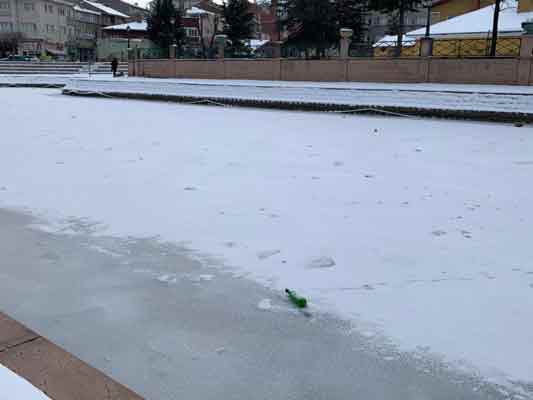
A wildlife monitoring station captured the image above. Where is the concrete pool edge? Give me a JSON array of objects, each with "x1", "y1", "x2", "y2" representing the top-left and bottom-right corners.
[{"x1": 0, "y1": 312, "x2": 143, "y2": 400}]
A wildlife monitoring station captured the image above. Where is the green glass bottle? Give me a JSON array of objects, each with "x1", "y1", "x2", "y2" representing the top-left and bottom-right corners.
[{"x1": 285, "y1": 289, "x2": 307, "y2": 308}]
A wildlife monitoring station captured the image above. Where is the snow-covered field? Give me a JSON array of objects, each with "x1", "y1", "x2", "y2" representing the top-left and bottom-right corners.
[
  {"x1": 1, "y1": 88, "x2": 533, "y2": 394},
  {"x1": 0, "y1": 365, "x2": 50, "y2": 400}
]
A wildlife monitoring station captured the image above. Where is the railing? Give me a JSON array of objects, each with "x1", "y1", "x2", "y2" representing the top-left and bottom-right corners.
[
  {"x1": 432, "y1": 37, "x2": 521, "y2": 57},
  {"x1": 134, "y1": 36, "x2": 523, "y2": 61},
  {"x1": 367, "y1": 37, "x2": 521, "y2": 58},
  {"x1": 371, "y1": 39, "x2": 419, "y2": 57}
]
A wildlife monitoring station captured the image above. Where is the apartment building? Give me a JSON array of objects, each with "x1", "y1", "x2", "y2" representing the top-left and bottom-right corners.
[
  {"x1": 0, "y1": 0, "x2": 132, "y2": 58},
  {"x1": 0, "y1": 0, "x2": 75, "y2": 55}
]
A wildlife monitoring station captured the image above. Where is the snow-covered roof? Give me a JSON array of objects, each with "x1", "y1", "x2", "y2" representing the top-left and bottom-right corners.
[
  {"x1": 249, "y1": 39, "x2": 269, "y2": 50},
  {"x1": 103, "y1": 21, "x2": 147, "y2": 30},
  {"x1": 73, "y1": 5, "x2": 101, "y2": 15},
  {"x1": 186, "y1": 6, "x2": 214, "y2": 16},
  {"x1": 82, "y1": 0, "x2": 129, "y2": 18},
  {"x1": 377, "y1": 0, "x2": 533, "y2": 44}
]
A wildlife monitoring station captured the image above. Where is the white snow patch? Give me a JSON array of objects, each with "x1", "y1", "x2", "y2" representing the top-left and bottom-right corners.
[
  {"x1": 257, "y1": 249, "x2": 281, "y2": 260},
  {"x1": 307, "y1": 256, "x2": 336, "y2": 269},
  {"x1": 0, "y1": 364, "x2": 51, "y2": 400},
  {"x1": 156, "y1": 274, "x2": 177, "y2": 284},
  {"x1": 257, "y1": 298, "x2": 272, "y2": 310}
]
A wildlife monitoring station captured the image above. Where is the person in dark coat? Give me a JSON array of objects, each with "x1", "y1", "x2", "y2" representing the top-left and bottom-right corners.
[{"x1": 111, "y1": 58, "x2": 118, "y2": 77}]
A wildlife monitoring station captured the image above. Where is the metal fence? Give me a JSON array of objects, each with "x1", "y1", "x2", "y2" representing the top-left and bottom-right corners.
[
  {"x1": 135, "y1": 36, "x2": 522, "y2": 60},
  {"x1": 367, "y1": 37, "x2": 521, "y2": 58},
  {"x1": 432, "y1": 37, "x2": 521, "y2": 57}
]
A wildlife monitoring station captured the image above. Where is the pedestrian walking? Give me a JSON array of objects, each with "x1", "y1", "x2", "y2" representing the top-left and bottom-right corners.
[{"x1": 111, "y1": 58, "x2": 118, "y2": 77}]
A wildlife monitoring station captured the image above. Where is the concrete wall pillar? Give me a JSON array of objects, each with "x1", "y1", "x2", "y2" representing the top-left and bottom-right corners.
[
  {"x1": 520, "y1": 34, "x2": 533, "y2": 58},
  {"x1": 420, "y1": 37, "x2": 434, "y2": 57},
  {"x1": 339, "y1": 28, "x2": 353, "y2": 58},
  {"x1": 169, "y1": 44, "x2": 177, "y2": 59},
  {"x1": 271, "y1": 41, "x2": 282, "y2": 58},
  {"x1": 214, "y1": 34, "x2": 227, "y2": 59}
]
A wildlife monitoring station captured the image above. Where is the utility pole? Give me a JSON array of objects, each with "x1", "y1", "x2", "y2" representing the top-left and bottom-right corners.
[
  {"x1": 489, "y1": 0, "x2": 501, "y2": 56},
  {"x1": 425, "y1": 0, "x2": 431, "y2": 37}
]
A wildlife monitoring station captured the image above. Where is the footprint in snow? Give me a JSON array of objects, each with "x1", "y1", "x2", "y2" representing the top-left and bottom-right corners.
[
  {"x1": 157, "y1": 274, "x2": 177, "y2": 284},
  {"x1": 431, "y1": 230, "x2": 447, "y2": 237},
  {"x1": 257, "y1": 299, "x2": 272, "y2": 310},
  {"x1": 460, "y1": 230, "x2": 472, "y2": 239},
  {"x1": 184, "y1": 186, "x2": 197, "y2": 191},
  {"x1": 257, "y1": 249, "x2": 281, "y2": 260},
  {"x1": 333, "y1": 161, "x2": 344, "y2": 167},
  {"x1": 190, "y1": 274, "x2": 214, "y2": 282},
  {"x1": 307, "y1": 256, "x2": 336, "y2": 269}
]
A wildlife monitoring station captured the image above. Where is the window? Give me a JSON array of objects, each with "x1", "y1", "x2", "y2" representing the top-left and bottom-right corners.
[
  {"x1": 46, "y1": 24, "x2": 55, "y2": 33},
  {"x1": 59, "y1": 7, "x2": 65, "y2": 15},
  {"x1": 0, "y1": 2, "x2": 10, "y2": 9},
  {"x1": 0, "y1": 22, "x2": 12, "y2": 31},
  {"x1": 23, "y1": 2, "x2": 34, "y2": 11},
  {"x1": 60, "y1": 26, "x2": 66, "y2": 34},
  {"x1": 44, "y1": 4, "x2": 54, "y2": 13},
  {"x1": 21, "y1": 22, "x2": 36, "y2": 32},
  {"x1": 185, "y1": 27, "x2": 199, "y2": 37}
]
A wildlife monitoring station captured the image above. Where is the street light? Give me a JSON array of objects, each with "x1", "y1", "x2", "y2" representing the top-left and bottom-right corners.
[
  {"x1": 126, "y1": 25, "x2": 131, "y2": 49},
  {"x1": 425, "y1": 0, "x2": 432, "y2": 37}
]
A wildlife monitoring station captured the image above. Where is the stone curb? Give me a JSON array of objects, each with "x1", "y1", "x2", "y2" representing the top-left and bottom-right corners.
[
  {"x1": 61, "y1": 89, "x2": 533, "y2": 124},
  {"x1": 0, "y1": 312, "x2": 143, "y2": 400}
]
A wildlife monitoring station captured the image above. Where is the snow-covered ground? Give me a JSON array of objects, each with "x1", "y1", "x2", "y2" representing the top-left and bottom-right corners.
[
  {"x1": 0, "y1": 365, "x2": 50, "y2": 400},
  {"x1": 1, "y1": 88, "x2": 533, "y2": 394}
]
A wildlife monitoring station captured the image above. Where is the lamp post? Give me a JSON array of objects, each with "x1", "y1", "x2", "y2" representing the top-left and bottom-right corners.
[
  {"x1": 425, "y1": 0, "x2": 432, "y2": 37},
  {"x1": 126, "y1": 25, "x2": 131, "y2": 50}
]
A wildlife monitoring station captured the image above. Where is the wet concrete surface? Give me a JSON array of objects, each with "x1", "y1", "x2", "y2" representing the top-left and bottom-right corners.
[{"x1": 0, "y1": 209, "x2": 519, "y2": 400}]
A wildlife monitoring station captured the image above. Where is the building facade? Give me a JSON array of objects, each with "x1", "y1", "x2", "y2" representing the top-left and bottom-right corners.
[
  {"x1": 0, "y1": 0, "x2": 74, "y2": 56},
  {"x1": 0, "y1": 0, "x2": 140, "y2": 58}
]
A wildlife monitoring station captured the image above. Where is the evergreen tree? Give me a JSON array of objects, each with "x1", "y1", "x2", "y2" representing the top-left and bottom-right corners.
[
  {"x1": 147, "y1": 0, "x2": 185, "y2": 52},
  {"x1": 223, "y1": 0, "x2": 255, "y2": 54},
  {"x1": 283, "y1": 0, "x2": 338, "y2": 57},
  {"x1": 368, "y1": 0, "x2": 422, "y2": 55},
  {"x1": 336, "y1": 0, "x2": 367, "y2": 44}
]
